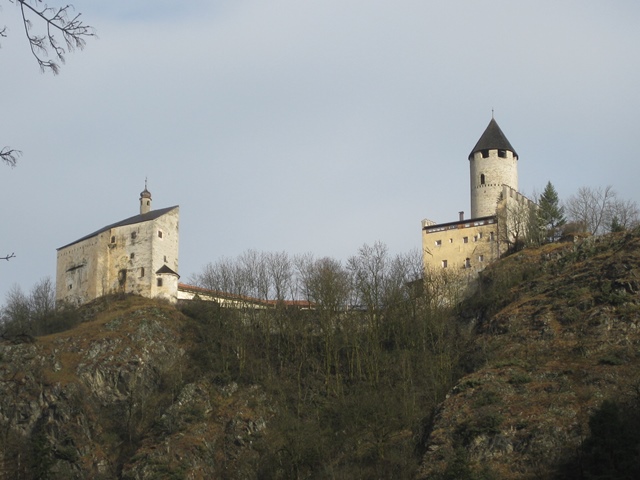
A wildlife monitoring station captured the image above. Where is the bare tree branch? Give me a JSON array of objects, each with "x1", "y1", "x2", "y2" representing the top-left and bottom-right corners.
[
  {"x1": 15, "y1": 0, "x2": 95, "y2": 74},
  {"x1": 1, "y1": 253, "x2": 16, "y2": 261},
  {"x1": 0, "y1": 147, "x2": 21, "y2": 167}
]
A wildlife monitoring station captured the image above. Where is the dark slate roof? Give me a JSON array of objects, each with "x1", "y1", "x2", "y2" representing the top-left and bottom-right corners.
[
  {"x1": 156, "y1": 265, "x2": 179, "y2": 277},
  {"x1": 468, "y1": 118, "x2": 518, "y2": 160},
  {"x1": 57, "y1": 206, "x2": 179, "y2": 250}
]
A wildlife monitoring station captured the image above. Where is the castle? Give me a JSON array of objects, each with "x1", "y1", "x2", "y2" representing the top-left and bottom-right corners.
[
  {"x1": 55, "y1": 186, "x2": 180, "y2": 305},
  {"x1": 56, "y1": 118, "x2": 533, "y2": 306},
  {"x1": 421, "y1": 117, "x2": 536, "y2": 278}
]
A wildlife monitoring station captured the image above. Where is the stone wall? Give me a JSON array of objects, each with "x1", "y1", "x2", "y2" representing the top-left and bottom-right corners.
[
  {"x1": 422, "y1": 216, "x2": 503, "y2": 276},
  {"x1": 469, "y1": 149, "x2": 518, "y2": 218},
  {"x1": 56, "y1": 207, "x2": 179, "y2": 305}
]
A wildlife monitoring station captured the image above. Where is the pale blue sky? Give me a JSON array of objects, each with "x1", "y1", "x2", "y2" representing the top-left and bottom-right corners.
[{"x1": 2, "y1": 1, "x2": 640, "y2": 302}]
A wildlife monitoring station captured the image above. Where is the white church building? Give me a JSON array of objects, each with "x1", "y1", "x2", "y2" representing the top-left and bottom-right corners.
[{"x1": 55, "y1": 186, "x2": 180, "y2": 305}]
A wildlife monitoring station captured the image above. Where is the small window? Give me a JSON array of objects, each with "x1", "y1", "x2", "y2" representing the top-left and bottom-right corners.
[
  {"x1": 479, "y1": 255, "x2": 484, "y2": 262},
  {"x1": 68, "y1": 284, "x2": 73, "y2": 290},
  {"x1": 465, "y1": 258, "x2": 471, "y2": 268},
  {"x1": 481, "y1": 149, "x2": 489, "y2": 158},
  {"x1": 435, "y1": 240, "x2": 442, "y2": 247},
  {"x1": 131, "y1": 231, "x2": 137, "y2": 240},
  {"x1": 110, "y1": 236, "x2": 116, "y2": 244},
  {"x1": 463, "y1": 237, "x2": 469, "y2": 244},
  {"x1": 442, "y1": 260, "x2": 448, "y2": 268},
  {"x1": 140, "y1": 267, "x2": 145, "y2": 277},
  {"x1": 130, "y1": 253, "x2": 135, "y2": 260},
  {"x1": 449, "y1": 238, "x2": 453, "y2": 243},
  {"x1": 158, "y1": 230, "x2": 163, "y2": 239},
  {"x1": 478, "y1": 232, "x2": 482, "y2": 239},
  {"x1": 157, "y1": 278, "x2": 163, "y2": 287},
  {"x1": 498, "y1": 149, "x2": 507, "y2": 158},
  {"x1": 490, "y1": 232, "x2": 495, "y2": 241},
  {"x1": 480, "y1": 173, "x2": 485, "y2": 185},
  {"x1": 164, "y1": 255, "x2": 168, "y2": 263}
]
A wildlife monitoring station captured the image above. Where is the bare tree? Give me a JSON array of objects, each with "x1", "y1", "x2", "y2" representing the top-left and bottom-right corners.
[
  {"x1": 296, "y1": 254, "x2": 351, "y2": 313},
  {"x1": 0, "y1": 147, "x2": 20, "y2": 168},
  {"x1": 267, "y1": 251, "x2": 295, "y2": 302},
  {"x1": 565, "y1": 186, "x2": 639, "y2": 235},
  {"x1": 497, "y1": 195, "x2": 537, "y2": 253},
  {"x1": 2, "y1": 0, "x2": 95, "y2": 74},
  {"x1": 2, "y1": 2, "x2": 94, "y2": 257},
  {"x1": 609, "y1": 197, "x2": 640, "y2": 231}
]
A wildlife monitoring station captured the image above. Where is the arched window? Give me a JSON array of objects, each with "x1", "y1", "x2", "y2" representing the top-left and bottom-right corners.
[{"x1": 480, "y1": 173, "x2": 486, "y2": 185}]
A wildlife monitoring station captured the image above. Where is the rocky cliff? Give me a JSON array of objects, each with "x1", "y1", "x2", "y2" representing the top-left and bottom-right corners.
[
  {"x1": 0, "y1": 297, "x2": 270, "y2": 479},
  {"x1": 416, "y1": 231, "x2": 640, "y2": 479},
  {"x1": 3, "y1": 231, "x2": 640, "y2": 479}
]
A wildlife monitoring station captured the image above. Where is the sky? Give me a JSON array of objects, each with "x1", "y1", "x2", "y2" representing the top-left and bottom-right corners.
[{"x1": 2, "y1": 1, "x2": 640, "y2": 303}]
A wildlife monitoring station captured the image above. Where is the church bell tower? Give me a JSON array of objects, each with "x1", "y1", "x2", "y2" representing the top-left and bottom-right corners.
[{"x1": 140, "y1": 180, "x2": 152, "y2": 214}]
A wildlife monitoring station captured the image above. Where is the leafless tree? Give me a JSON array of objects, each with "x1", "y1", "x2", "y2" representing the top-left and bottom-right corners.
[
  {"x1": 565, "y1": 186, "x2": 639, "y2": 235},
  {"x1": 267, "y1": 251, "x2": 295, "y2": 302},
  {"x1": 3, "y1": 0, "x2": 95, "y2": 74},
  {"x1": 497, "y1": 195, "x2": 537, "y2": 253},
  {"x1": 295, "y1": 254, "x2": 351, "y2": 313}
]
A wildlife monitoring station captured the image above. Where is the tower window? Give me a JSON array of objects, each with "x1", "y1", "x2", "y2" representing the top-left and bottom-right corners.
[
  {"x1": 498, "y1": 149, "x2": 507, "y2": 158},
  {"x1": 479, "y1": 255, "x2": 484, "y2": 262},
  {"x1": 442, "y1": 260, "x2": 448, "y2": 268},
  {"x1": 480, "y1": 174, "x2": 485, "y2": 185},
  {"x1": 110, "y1": 236, "x2": 116, "y2": 244},
  {"x1": 131, "y1": 232, "x2": 137, "y2": 240},
  {"x1": 464, "y1": 258, "x2": 471, "y2": 268},
  {"x1": 158, "y1": 230, "x2": 163, "y2": 239},
  {"x1": 130, "y1": 253, "x2": 135, "y2": 260},
  {"x1": 481, "y1": 149, "x2": 489, "y2": 158},
  {"x1": 435, "y1": 240, "x2": 442, "y2": 247},
  {"x1": 490, "y1": 232, "x2": 495, "y2": 241},
  {"x1": 463, "y1": 237, "x2": 469, "y2": 244},
  {"x1": 157, "y1": 278, "x2": 163, "y2": 287},
  {"x1": 140, "y1": 267, "x2": 145, "y2": 277}
]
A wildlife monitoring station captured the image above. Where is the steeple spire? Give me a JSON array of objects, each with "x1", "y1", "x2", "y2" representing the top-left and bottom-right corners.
[{"x1": 139, "y1": 180, "x2": 152, "y2": 214}]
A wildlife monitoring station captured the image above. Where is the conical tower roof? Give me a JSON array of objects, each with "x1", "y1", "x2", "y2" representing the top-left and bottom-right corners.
[{"x1": 468, "y1": 118, "x2": 517, "y2": 160}]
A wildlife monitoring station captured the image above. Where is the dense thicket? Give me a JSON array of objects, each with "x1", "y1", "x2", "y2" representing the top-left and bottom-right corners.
[{"x1": 183, "y1": 244, "x2": 473, "y2": 478}]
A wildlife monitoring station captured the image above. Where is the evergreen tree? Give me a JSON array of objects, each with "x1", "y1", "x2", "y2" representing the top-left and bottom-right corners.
[
  {"x1": 610, "y1": 215, "x2": 624, "y2": 233},
  {"x1": 538, "y1": 181, "x2": 566, "y2": 242}
]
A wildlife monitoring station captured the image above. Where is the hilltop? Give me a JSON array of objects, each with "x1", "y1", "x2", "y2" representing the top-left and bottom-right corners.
[
  {"x1": 417, "y1": 230, "x2": 640, "y2": 479},
  {"x1": 2, "y1": 230, "x2": 640, "y2": 478}
]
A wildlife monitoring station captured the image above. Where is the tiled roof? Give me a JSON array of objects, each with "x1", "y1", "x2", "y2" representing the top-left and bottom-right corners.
[
  {"x1": 468, "y1": 118, "x2": 518, "y2": 159},
  {"x1": 57, "y1": 206, "x2": 179, "y2": 250}
]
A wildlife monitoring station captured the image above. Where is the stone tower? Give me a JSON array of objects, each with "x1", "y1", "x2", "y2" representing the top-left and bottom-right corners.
[
  {"x1": 468, "y1": 117, "x2": 518, "y2": 218},
  {"x1": 140, "y1": 181, "x2": 152, "y2": 214}
]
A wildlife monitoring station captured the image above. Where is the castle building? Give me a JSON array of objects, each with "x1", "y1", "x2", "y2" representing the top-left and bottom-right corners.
[
  {"x1": 56, "y1": 186, "x2": 180, "y2": 305},
  {"x1": 422, "y1": 117, "x2": 536, "y2": 277}
]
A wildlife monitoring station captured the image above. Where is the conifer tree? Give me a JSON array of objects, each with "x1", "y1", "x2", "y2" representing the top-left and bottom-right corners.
[{"x1": 538, "y1": 181, "x2": 566, "y2": 242}]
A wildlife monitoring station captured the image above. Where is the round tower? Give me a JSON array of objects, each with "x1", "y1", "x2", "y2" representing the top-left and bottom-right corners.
[
  {"x1": 140, "y1": 181, "x2": 152, "y2": 214},
  {"x1": 468, "y1": 117, "x2": 518, "y2": 218}
]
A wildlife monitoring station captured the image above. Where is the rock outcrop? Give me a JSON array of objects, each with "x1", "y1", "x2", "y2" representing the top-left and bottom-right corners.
[{"x1": 417, "y1": 231, "x2": 640, "y2": 479}]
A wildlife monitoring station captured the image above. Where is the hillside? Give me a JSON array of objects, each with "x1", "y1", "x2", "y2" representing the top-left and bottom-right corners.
[
  {"x1": 0, "y1": 297, "x2": 273, "y2": 479},
  {"x1": 2, "y1": 230, "x2": 640, "y2": 479},
  {"x1": 417, "y1": 230, "x2": 640, "y2": 479}
]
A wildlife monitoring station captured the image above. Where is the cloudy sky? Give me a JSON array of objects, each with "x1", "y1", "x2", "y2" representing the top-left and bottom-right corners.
[{"x1": 2, "y1": 1, "x2": 640, "y2": 303}]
